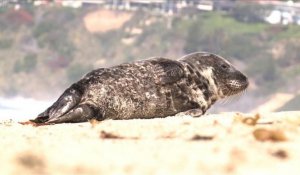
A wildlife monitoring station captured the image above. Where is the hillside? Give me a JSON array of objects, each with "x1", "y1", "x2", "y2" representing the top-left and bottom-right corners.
[{"x1": 0, "y1": 4, "x2": 300, "y2": 112}]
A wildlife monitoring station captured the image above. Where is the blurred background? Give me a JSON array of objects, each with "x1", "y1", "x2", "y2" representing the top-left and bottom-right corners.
[{"x1": 0, "y1": 0, "x2": 299, "y2": 119}]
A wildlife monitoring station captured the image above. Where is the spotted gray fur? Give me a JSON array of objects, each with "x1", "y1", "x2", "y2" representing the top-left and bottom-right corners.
[{"x1": 31, "y1": 52, "x2": 249, "y2": 124}]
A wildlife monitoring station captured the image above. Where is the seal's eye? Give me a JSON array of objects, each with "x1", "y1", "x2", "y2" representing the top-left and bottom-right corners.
[{"x1": 221, "y1": 64, "x2": 229, "y2": 70}]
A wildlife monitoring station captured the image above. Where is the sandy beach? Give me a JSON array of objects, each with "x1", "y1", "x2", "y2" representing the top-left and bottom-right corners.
[{"x1": 1, "y1": 112, "x2": 300, "y2": 175}]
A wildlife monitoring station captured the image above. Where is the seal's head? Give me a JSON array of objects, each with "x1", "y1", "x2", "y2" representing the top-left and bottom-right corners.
[{"x1": 180, "y1": 52, "x2": 249, "y2": 98}]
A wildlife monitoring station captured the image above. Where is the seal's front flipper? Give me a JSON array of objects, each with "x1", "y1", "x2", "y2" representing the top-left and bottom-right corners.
[
  {"x1": 176, "y1": 109, "x2": 204, "y2": 117},
  {"x1": 151, "y1": 58, "x2": 185, "y2": 85},
  {"x1": 46, "y1": 104, "x2": 96, "y2": 123}
]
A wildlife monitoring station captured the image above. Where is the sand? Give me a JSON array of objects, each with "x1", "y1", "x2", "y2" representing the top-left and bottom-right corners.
[{"x1": 1, "y1": 112, "x2": 300, "y2": 175}]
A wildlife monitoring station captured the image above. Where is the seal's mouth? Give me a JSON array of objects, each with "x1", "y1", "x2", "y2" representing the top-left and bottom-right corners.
[
  {"x1": 224, "y1": 79, "x2": 249, "y2": 96},
  {"x1": 228, "y1": 79, "x2": 248, "y2": 90}
]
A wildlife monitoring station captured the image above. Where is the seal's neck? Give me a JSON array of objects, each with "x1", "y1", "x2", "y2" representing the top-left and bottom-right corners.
[
  {"x1": 180, "y1": 61, "x2": 221, "y2": 101},
  {"x1": 198, "y1": 67, "x2": 223, "y2": 99}
]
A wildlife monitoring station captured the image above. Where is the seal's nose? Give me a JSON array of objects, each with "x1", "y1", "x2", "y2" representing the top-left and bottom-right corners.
[{"x1": 240, "y1": 73, "x2": 249, "y2": 88}]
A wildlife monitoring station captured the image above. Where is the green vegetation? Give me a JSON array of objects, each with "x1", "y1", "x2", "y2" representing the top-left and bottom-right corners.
[
  {"x1": 32, "y1": 7, "x2": 76, "y2": 57},
  {"x1": 183, "y1": 13, "x2": 268, "y2": 61},
  {"x1": 273, "y1": 25, "x2": 300, "y2": 41},
  {"x1": 14, "y1": 53, "x2": 37, "y2": 73},
  {"x1": 247, "y1": 54, "x2": 284, "y2": 95},
  {"x1": 0, "y1": 38, "x2": 13, "y2": 49},
  {"x1": 67, "y1": 63, "x2": 92, "y2": 82}
]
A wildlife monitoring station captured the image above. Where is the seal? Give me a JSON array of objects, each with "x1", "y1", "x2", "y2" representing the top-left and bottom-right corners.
[{"x1": 31, "y1": 52, "x2": 248, "y2": 124}]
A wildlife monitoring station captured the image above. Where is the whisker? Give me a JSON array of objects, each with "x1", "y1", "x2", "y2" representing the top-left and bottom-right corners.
[
  {"x1": 236, "y1": 92, "x2": 243, "y2": 100},
  {"x1": 218, "y1": 98, "x2": 227, "y2": 105},
  {"x1": 228, "y1": 94, "x2": 237, "y2": 103}
]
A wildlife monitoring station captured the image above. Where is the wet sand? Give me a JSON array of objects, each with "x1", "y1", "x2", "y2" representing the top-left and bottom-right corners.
[{"x1": 1, "y1": 112, "x2": 300, "y2": 175}]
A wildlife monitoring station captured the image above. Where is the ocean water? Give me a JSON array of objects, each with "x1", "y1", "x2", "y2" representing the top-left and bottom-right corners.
[{"x1": 0, "y1": 97, "x2": 53, "y2": 121}]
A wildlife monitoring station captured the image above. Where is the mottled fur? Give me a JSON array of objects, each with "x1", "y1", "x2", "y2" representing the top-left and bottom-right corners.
[{"x1": 32, "y1": 52, "x2": 248, "y2": 124}]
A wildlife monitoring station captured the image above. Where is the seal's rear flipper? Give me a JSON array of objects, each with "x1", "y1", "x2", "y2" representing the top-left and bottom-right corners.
[
  {"x1": 46, "y1": 104, "x2": 96, "y2": 123},
  {"x1": 48, "y1": 89, "x2": 82, "y2": 119},
  {"x1": 31, "y1": 84, "x2": 83, "y2": 123}
]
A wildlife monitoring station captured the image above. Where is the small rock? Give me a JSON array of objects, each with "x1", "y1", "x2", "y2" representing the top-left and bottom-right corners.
[
  {"x1": 190, "y1": 134, "x2": 214, "y2": 141},
  {"x1": 271, "y1": 149, "x2": 288, "y2": 159},
  {"x1": 253, "y1": 128, "x2": 287, "y2": 142}
]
